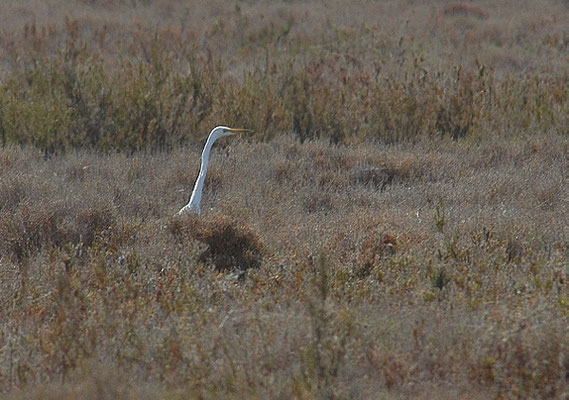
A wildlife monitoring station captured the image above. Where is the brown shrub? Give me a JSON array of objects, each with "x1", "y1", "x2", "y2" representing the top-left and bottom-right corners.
[
  {"x1": 0, "y1": 206, "x2": 59, "y2": 261},
  {"x1": 350, "y1": 165, "x2": 394, "y2": 191},
  {"x1": 303, "y1": 191, "x2": 334, "y2": 214},
  {"x1": 441, "y1": 4, "x2": 490, "y2": 20},
  {"x1": 169, "y1": 213, "x2": 264, "y2": 271},
  {"x1": 0, "y1": 200, "x2": 116, "y2": 262}
]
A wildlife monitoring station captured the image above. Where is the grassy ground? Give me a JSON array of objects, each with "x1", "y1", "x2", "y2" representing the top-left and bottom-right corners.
[{"x1": 1, "y1": 0, "x2": 569, "y2": 398}]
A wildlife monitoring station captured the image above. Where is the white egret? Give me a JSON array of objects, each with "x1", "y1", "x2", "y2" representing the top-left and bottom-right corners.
[{"x1": 178, "y1": 126, "x2": 252, "y2": 215}]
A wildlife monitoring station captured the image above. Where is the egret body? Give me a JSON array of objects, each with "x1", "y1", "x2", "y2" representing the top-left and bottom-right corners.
[{"x1": 179, "y1": 126, "x2": 251, "y2": 215}]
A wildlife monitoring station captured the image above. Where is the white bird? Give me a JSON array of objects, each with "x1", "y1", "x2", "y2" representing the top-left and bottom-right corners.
[{"x1": 178, "y1": 126, "x2": 252, "y2": 215}]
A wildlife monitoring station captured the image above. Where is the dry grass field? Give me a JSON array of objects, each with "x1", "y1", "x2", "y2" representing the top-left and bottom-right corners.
[{"x1": 1, "y1": 0, "x2": 569, "y2": 399}]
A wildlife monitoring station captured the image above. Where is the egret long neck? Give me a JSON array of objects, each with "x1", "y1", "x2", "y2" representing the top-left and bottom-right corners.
[{"x1": 187, "y1": 134, "x2": 217, "y2": 213}]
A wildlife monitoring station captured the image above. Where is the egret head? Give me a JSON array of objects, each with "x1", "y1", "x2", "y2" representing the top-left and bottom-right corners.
[{"x1": 211, "y1": 126, "x2": 253, "y2": 140}]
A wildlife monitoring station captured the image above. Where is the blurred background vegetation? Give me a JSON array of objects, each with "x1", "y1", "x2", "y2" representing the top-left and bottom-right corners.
[{"x1": 1, "y1": 0, "x2": 568, "y2": 151}]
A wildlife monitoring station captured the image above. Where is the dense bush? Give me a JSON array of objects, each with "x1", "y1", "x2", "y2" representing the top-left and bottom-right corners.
[
  {"x1": 168, "y1": 213, "x2": 264, "y2": 271},
  {"x1": 1, "y1": 40, "x2": 568, "y2": 152}
]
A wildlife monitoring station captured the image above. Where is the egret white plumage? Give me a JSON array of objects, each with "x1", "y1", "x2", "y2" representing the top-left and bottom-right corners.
[{"x1": 178, "y1": 126, "x2": 252, "y2": 215}]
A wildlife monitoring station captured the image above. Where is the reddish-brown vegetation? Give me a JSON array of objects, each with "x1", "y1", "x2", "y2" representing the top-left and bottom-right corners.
[{"x1": 1, "y1": 0, "x2": 569, "y2": 399}]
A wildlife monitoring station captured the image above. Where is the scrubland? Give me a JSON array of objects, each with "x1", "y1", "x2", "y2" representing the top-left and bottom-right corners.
[{"x1": 1, "y1": 0, "x2": 569, "y2": 398}]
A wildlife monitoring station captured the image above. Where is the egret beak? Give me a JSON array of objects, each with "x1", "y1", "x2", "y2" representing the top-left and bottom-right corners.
[{"x1": 227, "y1": 128, "x2": 253, "y2": 134}]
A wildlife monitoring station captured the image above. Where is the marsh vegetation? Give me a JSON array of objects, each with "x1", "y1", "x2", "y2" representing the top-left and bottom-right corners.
[{"x1": 1, "y1": 1, "x2": 568, "y2": 398}]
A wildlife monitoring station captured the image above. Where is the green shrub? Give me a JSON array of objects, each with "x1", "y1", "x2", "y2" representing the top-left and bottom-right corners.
[{"x1": 2, "y1": 42, "x2": 569, "y2": 153}]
